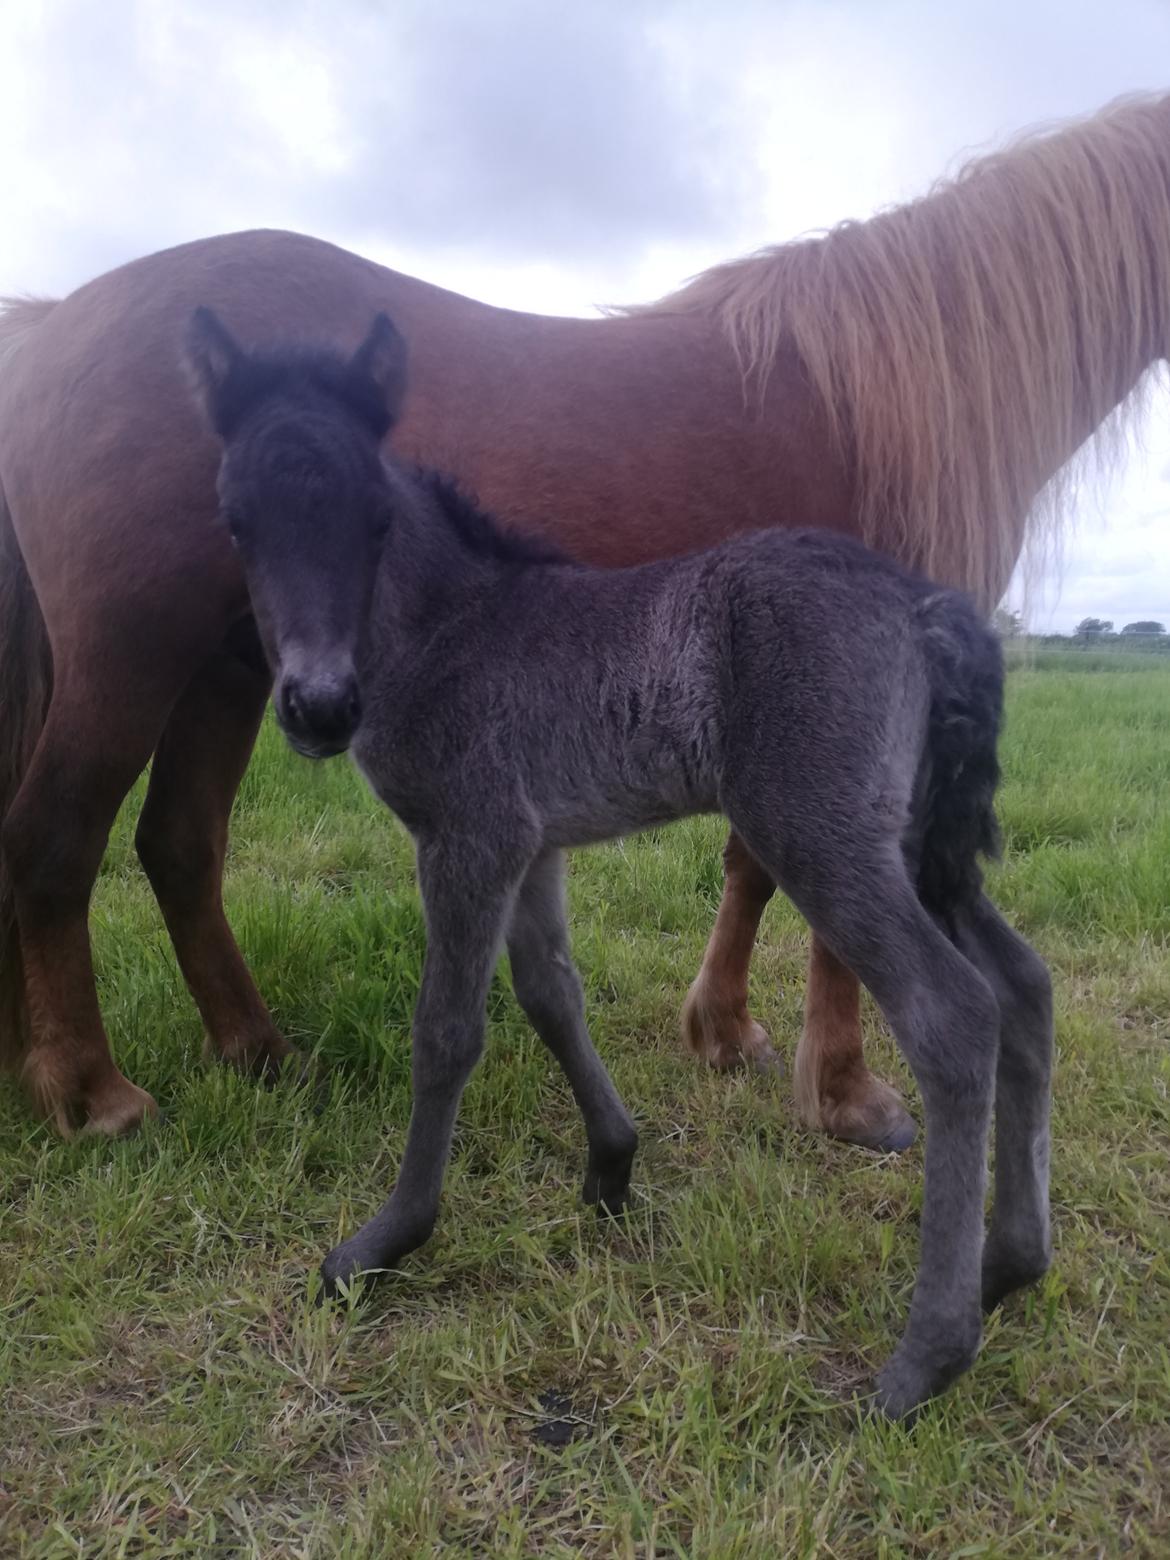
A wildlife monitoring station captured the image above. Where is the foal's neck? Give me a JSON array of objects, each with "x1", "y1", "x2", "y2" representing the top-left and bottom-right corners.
[{"x1": 378, "y1": 468, "x2": 527, "y2": 635}]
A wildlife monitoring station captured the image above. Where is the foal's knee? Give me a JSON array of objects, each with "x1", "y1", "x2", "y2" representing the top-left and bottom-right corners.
[
  {"x1": 998, "y1": 940, "x2": 1053, "y2": 1082},
  {"x1": 412, "y1": 1019, "x2": 485, "y2": 1088},
  {"x1": 1006, "y1": 940, "x2": 1053, "y2": 1030},
  {"x1": 911, "y1": 962, "x2": 1000, "y2": 1102},
  {"x1": 510, "y1": 945, "x2": 584, "y2": 1030}
]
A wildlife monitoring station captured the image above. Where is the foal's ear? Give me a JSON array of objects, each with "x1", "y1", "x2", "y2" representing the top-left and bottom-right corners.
[
  {"x1": 346, "y1": 313, "x2": 408, "y2": 434},
  {"x1": 184, "y1": 307, "x2": 245, "y2": 434}
]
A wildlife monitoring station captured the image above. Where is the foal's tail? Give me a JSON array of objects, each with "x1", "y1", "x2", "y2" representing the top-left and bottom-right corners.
[
  {"x1": 914, "y1": 592, "x2": 1004, "y2": 927},
  {"x1": 0, "y1": 301, "x2": 56, "y2": 1068}
]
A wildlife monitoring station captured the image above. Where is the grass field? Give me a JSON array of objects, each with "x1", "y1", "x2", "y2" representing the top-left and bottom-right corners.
[{"x1": 1, "y1": 648, "x2": 1168, "y2": 1557}]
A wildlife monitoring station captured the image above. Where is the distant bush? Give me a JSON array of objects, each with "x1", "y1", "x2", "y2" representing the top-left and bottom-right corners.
[
  {"x1": 1003, "y1": 636, "x2": 1170, "y2": 673},
  {"x1": 1030, "y1": 633, "x2": 1170, "y2": 656}
]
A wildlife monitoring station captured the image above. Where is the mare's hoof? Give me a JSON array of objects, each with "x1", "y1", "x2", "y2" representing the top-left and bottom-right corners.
[
  {"x1": 821, "y1": 1075, "x2": 918, "y2": 1154},
  {"x1": 680, "y1": 982, "x2": 777, "y2": 1073},
  {"x1": 78, "y1": 1081, "x2": 161, "y2": 1139},
  {"x1": 25, "y1": 1050, "x2": 158, "y2": 1140},
  {"x1": 870, "y1": 1113, "x2": 918, "y2": 1155},
  {"x1": 749, "y1": 1041, "x2": 785, "y2": 1078},
  {"x1": 214, "y1": 1032, "x2": 313, "y2": 1088}
]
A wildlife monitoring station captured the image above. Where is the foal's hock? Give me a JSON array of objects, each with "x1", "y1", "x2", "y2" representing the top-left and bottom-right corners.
[{"x1": 188, "y1": 309, "x2": 1054, "y2": 1421}]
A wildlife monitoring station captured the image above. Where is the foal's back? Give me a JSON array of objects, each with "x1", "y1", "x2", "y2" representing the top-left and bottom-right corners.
[{"x1": 360, "y1": 493, "x2": 975, "y2": 875}]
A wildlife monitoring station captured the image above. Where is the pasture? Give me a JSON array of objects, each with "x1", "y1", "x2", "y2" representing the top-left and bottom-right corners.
[{"x1": 1, "y1": 647, "x2": 1168, "y2": 1557}]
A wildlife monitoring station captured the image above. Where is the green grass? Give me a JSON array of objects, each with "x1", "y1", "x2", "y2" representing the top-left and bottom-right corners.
[{"x1": 2, "y1": 649, "x2": 1169, "y2": 1557}]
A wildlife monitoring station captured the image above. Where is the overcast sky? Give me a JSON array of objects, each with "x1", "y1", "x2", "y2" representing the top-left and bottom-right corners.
[{"x1": 2, "y1": 0, "x2": 1168, "y2": 630}]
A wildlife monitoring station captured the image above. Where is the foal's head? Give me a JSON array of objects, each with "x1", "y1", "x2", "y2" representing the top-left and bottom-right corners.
[{"x1": 185, "y1": 308, "x2": 404, "y2": 757}]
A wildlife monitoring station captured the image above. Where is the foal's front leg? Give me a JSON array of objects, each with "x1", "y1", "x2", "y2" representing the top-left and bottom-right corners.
[
  {"x1": 319, "y1": 837, "x2": 525, "y2": 1295},
  {"x1": 507, "y1": 850, "x2": 638, "y2": 1213}
]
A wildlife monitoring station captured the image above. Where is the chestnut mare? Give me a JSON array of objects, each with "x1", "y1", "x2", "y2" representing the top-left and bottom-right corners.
[{"x1": 1, "y1": 93, "x2": 1168, "y2": 1142}]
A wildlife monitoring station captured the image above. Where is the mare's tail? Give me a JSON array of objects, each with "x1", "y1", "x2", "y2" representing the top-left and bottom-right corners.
[
  {"x1": 0, "y1": 299, "x2": 57, "y2": 1068},
  {"x1": 915, "y1": 592, "x2": 1004, "y2": 928}
]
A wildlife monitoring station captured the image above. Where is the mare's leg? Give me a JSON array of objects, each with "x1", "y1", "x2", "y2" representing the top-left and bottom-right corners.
[
  {"x1": 795, "y1": 940, "x2": 917, "y2": 1153},
  {"x1": 956, "y1": 895, "x2": 1054, "y2": 1309},
  {"x1": 685, "y1": 830, "x2": 916, "y2": 1152},
  {"x1": 733, "y1": 820, "x2": 998, "y2": 1418},
  {"x1": 681, "y1": 831, "x2": 778, "y2": 1070},
  {"x1": 2, "y1": 664, "x2": 190, "y2": 1134},
  {"x1": 506, "y1": 849, "x2": 638, "y2": 1212},
  {"x1": 319, "y1": 836, "x2": 527, "y2": 1294},
  {"x1": 134, "y1": 632, "x2": 295, "y2": 1078}
]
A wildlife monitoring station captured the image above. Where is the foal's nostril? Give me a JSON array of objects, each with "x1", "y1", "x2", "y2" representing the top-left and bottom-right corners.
[{"x1": 282, "y1": 680, "x2": 306, "y2": 729}]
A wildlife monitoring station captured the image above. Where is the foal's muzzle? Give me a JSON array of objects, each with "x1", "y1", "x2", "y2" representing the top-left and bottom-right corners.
[{"x1": 276, "y1": 669, "x2": 362, "y2": 759}]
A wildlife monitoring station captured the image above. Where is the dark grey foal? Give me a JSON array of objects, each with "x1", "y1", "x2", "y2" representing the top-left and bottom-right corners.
[{"x1": 186, "y1": 310, "x2": 1054, "y2": 1420}]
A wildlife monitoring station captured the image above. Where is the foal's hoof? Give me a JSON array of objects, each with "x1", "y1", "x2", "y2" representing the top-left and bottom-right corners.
[
  {"x1": 821, "y1": 1074, "x2": 918, "y2": 1154},
  {"x1": 582, "y1": 1132, "x2": 638, "y2": 1218},
  {"x1": 981, "y1": 1240, "x2": 1052, "y2": 1312},
  {"x1": 582, "y1": 1168, "x2": 632, "y2": 1218},
  {"x1": 316, "y1": 1243, "x2": 378, "y2": 1305},
  {"x1": 873, "y1": 1324, "x2": 981, "y2": 1421},
  {"x1": 871, "y1": 1369, "x2": 926, "y2": 1425},
  {"x1": 316, "y1": 1213, "x2": 435, "y2": 1305}
]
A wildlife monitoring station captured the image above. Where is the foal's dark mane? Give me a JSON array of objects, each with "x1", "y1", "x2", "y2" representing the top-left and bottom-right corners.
[{"x1": 411, "y1": 468, "x2": 569, "y2": 568}]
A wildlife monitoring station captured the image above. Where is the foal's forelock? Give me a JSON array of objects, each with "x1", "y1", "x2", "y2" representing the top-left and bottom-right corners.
[{"x1": 223, "y1": 405, "x2": 387, "y2": 758}]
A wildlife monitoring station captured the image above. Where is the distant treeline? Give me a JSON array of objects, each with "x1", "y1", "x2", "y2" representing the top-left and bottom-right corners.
[{"x1": 1025, "y1": 633, "x2": 1170, "y2": 655}]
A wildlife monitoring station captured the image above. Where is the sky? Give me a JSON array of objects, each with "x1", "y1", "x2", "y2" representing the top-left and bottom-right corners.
[{"x1": 2, "y1": 0, "x2": 1168, "y2": 631}]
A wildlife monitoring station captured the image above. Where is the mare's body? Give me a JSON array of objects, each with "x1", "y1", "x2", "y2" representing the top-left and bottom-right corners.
[
  {"x1": 190, "y1": 315, "x2": 1055, "y2": 1421},
  {"x1": 0, "y1": 92, "x2": 1165, "y2": 1144}
]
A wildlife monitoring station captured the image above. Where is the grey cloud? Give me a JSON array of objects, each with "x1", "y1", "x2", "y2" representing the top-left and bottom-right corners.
[
  {"x1": 1, "y1": 0, "x2": 759, "y2": 294},
  {"x1": 322, "y1": 2, "x2": 756, "y2": 252}
]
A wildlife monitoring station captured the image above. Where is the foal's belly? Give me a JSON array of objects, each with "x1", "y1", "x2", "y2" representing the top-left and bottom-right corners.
[{"x1": 538, "y1": 782, "x2": 715, "y2": 851}]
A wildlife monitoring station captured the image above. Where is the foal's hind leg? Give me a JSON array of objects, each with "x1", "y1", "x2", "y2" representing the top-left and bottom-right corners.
[
  {"x1": 956, "y1": 896, "x2": 1054, "y2": 1310},
  {"x1": 805, "y1": 882, "x2": 998, "y2": 1418},
  {"x1": 732, "y1": 819, "x2": 998, "y2": 1417},
  {"x1": 135, "y1": 633, "x2": 296, "y2": 1079},
  {"x1": 507, "y1": 849, "x2": 638, "y2": 1213}
]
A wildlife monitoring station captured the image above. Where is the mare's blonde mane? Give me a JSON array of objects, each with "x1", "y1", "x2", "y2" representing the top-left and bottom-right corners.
[{"x1": 620, "y1": 95, "x2": 1170, "y2": 608}]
